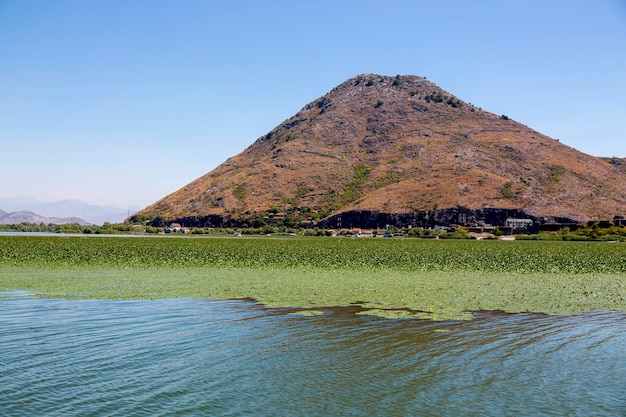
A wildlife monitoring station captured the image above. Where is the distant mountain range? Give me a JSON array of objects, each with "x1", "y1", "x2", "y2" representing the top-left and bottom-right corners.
[
  {"x1": 0, "y1": 197, "x2": 141, "y2": 225},
  {"x1": 131, "y1": 73, "x2": 625, "y2": 229},
  {"x1": 0, "y1": 209, "x2": 90, "y2": 225}
]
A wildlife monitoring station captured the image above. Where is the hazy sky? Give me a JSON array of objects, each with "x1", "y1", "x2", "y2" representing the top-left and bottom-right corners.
[{"x1": 1, "y1": 1, "x2": 625, "y2": 208}]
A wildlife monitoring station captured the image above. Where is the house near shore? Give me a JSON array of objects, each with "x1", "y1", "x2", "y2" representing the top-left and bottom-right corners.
[
  {"x1": 165, "y1": 223, "x2": 189, "y2": 233},
  {"x1": 336, "y1": 227, "x2": 375, "y2": 237},
  {"x1": 504, "y1": 218, "x2": 534, "y2": 230}
]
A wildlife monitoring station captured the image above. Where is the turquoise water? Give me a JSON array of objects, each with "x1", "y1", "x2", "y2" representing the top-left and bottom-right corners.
[{"x1": 1, "y1": 293, "x2": 625, "y2": 416}]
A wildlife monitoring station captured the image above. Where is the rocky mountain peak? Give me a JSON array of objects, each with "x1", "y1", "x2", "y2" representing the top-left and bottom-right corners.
[{"x1": 131, "y1": 74, "x2": 626, "y2": 228}]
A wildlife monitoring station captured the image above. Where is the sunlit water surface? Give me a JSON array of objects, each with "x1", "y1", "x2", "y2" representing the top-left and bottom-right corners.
[{"x1": 1, "y1": 293, "x2": 625, "y2": 416}]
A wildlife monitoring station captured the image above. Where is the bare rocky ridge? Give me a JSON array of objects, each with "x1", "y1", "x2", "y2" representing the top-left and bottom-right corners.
[{"x1": 131, "y1": 74, "x2": 626, "y2": 228}]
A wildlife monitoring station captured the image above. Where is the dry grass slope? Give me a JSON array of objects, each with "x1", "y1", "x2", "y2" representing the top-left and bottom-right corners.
[{"x1": 132, "y1": 74, "x2": 626, "y2": 226}]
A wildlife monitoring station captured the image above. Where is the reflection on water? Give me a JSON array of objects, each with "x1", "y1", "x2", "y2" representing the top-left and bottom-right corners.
[{"x1": 1, "y1": 295, "x2": 625, "y2": 416}]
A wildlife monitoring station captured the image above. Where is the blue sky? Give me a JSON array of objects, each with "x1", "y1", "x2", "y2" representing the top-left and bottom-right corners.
[{"x1": 1, "y1": 1, "x2": 625, "y2": 208}]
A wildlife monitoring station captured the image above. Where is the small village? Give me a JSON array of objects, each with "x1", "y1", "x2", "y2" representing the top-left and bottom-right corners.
[{"x1": 158, "y1": 213, "x2": 626, "y2": 241}]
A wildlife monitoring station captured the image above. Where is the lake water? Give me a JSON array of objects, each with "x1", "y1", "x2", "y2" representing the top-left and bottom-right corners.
[{"x1": 1, "y1": 293, "x2": 625, "y2": 416}]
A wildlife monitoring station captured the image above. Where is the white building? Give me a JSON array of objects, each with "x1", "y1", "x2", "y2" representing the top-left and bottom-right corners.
[{"x1": 505, "y1": 218, "x2": 533, "y2": 229}]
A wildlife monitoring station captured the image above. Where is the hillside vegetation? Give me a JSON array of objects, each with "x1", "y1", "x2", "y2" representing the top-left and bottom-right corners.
[{"x1": 131, "y1": 74, "x2": 626, "y2": 228}]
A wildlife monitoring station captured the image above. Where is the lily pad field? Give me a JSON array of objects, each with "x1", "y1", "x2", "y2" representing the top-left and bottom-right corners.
[{"x1": 1, "y1": 235, "x2": 625, "y2": 320}]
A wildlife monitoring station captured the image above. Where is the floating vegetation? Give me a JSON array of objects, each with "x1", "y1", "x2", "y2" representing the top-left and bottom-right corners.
[
  {"x1": 1, "y1": 235, "x2": 625, "y2": 273},
  {"x1": 288, "y1": 310, "x2": 325, "y2": 317},
  {"x1": 1, "y1": 235, "x2": 625, "y2": 320},
  {"x1": 357, "y1": 308, "x2": 474, "y2": 321},
  {"x1": 356, "y1": 309, "x2": 432, "y2": 320}
]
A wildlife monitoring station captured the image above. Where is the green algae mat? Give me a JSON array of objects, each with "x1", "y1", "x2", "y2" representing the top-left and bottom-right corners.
[{"x1": 1, "y1": 235, "x2": 625, "y2": 320}]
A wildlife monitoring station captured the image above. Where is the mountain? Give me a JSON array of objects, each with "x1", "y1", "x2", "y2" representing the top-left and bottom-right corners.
[
  {"x1": 131, "y1": 74, "x2": 626, "y2": 228},
  {"x1": 0, "y1": 197, "x2": 140, "y2": 225},
  {"x1": 0, "y1": 210, "x2": 89, "y2": 225}
]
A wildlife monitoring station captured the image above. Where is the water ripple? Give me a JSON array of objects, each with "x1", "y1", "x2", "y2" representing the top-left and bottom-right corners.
[{"x1": 1, "y1": 298, "x2": 625, "y2": 416}]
